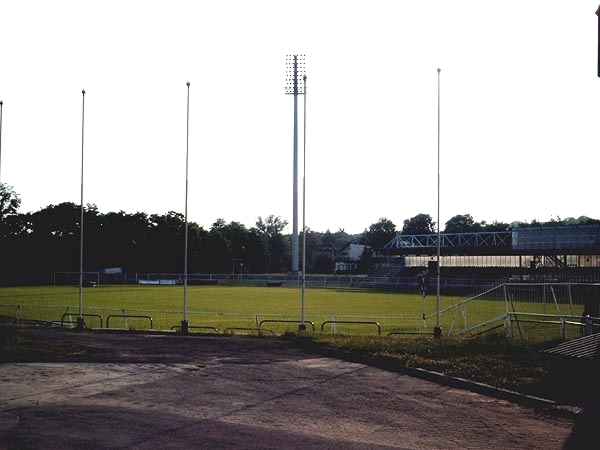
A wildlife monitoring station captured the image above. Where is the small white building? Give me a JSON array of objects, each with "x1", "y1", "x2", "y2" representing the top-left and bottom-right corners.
[{"x1": 335, "y1": 243, "x2": 368, "y2": 273}]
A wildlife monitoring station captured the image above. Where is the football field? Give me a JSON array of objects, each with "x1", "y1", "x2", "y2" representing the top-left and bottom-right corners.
[
  {"x1": 0, "y1": 285, "x2": 466, "y2": 334},
  {"x1": 0, "y1": 284, "x2": 586, "y2": 337}
]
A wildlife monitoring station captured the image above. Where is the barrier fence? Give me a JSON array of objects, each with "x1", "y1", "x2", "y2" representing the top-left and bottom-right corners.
[{"x1": 52, "y1": 271, "x2": 499, "y2": 293}]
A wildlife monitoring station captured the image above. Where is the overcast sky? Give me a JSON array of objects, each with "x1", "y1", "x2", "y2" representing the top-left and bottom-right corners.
[{"x1": 1, "y1": 1, "x2": 599, "y2": 235}]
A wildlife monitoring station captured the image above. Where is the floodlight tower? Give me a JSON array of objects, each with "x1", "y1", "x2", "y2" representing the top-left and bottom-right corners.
[
  {"x1": 300, "y1": 73, "x2": 308, "y2": 331},
  {"x1": 285, "y1": 55, "x2": 306, "y2": 274}
]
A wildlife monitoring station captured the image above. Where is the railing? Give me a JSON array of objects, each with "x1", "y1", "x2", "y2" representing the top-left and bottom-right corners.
[
  {"x1": 170, "y1": 325, "x2": 218, "y2": 332},
  {"x1": 60, "y1": 312, "x2": 103, "y2": 328},
  {"x1": 224, "y1": 327, "x2": 273, "y2": 335},
  {"x1": 106, "y1": 314, "x2": 153, "y2": 329},
  {"x1": 321, "y1": 320, "x2": 381, "y2": 335},
  {"x1": 259, "y1": 319, "x2": 315, "y2": 332}
]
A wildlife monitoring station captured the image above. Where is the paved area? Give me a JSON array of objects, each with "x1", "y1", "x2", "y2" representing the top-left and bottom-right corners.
[{"x1": 0, "y1": 331, "x2": 588, "y2": 449}]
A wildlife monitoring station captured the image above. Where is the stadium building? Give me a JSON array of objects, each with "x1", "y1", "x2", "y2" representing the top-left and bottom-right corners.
[{"x1": 373, "y1": 224, "x2": 600, "y2": 289}]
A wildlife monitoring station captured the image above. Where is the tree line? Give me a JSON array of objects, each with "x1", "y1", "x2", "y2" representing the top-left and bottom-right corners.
[
  {"x1": 1, "y1": 182, "x2": 597, "y2": 283},
  {"x1": 0, "y1": 183, "x2": 356, "y2": 282}
]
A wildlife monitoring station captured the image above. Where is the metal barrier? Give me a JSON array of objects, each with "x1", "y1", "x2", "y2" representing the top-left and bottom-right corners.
[
  {"x1": 106, "y1": 314, "x2": 153, "y2": 329},
  {"x1": 14, "y1": 319, "x2": 49, "y2": 327},
  {"x1": 60, "y1": 313, "x2": 103, "y2": 329},
  {"x1": 224, "y1": 327, "x2": 273, "y2": 335},
  {"x1": 258, "y1": 319, "x2": 315, "y2": 332},
  {"x1": 170, "y1": 325, "x2": 218, "y2": 332},
  {"x1": 506, "y1": 312, "x2": 600, "y2": 339},
  {"x1": 321, "y1": 320, "x2": 381, "y2": 335},
  {"x1": 387, "y1": 330, "x2": 434, "y2": 336}
]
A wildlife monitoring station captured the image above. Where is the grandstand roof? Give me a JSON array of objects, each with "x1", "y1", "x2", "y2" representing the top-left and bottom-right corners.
[{"x1": 382, "y1": 225, "x2": 600, "y2": 257}]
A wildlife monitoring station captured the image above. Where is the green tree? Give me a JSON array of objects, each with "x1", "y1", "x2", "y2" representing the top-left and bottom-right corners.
[
  {"x1": 145, "y1": 211, "x2": 187, "y2": 272},
  {"x1": 255, "y1": 215, "x2": 290, "y2": 272},
  {"x1": 357, "y1": 245, "x2": 374, "y2": 273},
  {"x1": 202, "y1": 228, "x2": 230, "y2": 272},
  {"x1": 0, "y1": 182, "x2": 20, "y2": 224},
  {"x1": 256, "y1": 215, "x2": 288, "y2": 237},
  {"x1": 330, "y1": 228, "x2": 355, "y2": 250},
  {"x1": 482, "y1": 220, "x2": 510, "y2": 232},
  {"x1": 444, "y1": 214, "x2": 482, "y2": 233},
  {"x1": 90, "y1": 211, "x2": 150, "y2": 272},
  {"x1": 402, "y1": 213, "x2": 436, "y2": 235},
  {"x1": 214, "y1": 220, "x2": 249, "y2": 274},
  {"x1": 563, "y1": 216, "x2": 600, "y2": 226},
  {"x1": 362, "y1": 218, "x2": 397, "y2": 248},
  {"x1": 244, "y1": 228, "x2": 268, "y2": 273}
]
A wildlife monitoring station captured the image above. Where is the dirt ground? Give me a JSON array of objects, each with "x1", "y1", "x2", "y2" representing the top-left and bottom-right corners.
[{"x1": 0, "y1": 329, "x2": 594, "y2": 449}]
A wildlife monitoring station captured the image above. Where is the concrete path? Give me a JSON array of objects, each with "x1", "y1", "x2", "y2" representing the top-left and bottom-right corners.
[{"x1": 0, "y1": 331, "x2": 585, "y2": 449}]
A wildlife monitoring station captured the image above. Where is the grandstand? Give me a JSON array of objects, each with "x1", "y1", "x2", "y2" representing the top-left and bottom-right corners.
[
  {"x1": 374, "y1": 224, "x2": 600, "y2": 293},
  {"x1": 48, "y1": 225, "x2": 600, "y2": 296}
]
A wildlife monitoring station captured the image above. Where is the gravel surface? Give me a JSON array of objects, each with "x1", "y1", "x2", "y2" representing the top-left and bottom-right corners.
[{"x1": 0, "y1": 330, "x2": 591, "y2": 449}]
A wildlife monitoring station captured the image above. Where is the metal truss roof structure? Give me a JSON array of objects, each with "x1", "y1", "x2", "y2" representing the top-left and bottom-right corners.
[
  {"x1": 383, "y1": 225, "x2": 600, "y2": 257},
  {"x1": 383, "y1": 231, "x2": 512, "y2": 253}
]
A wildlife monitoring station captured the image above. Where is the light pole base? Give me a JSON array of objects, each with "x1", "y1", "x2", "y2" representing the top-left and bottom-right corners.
[
  {"x1": 76, "y1": 317, "x2": 85, "y2": 330},
  {"x1": 433, "y1": 326, "x2": 442, "y2": 339},
  {"x1": 180, "y1": 320, "x2": 189, "y2": 334},
  {"x1": 298, "y1": 324, "x2": 307, "y2": 332}
]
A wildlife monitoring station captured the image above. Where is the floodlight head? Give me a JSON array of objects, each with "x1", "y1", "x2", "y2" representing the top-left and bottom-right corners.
[
  {"x1": 82, "y1": 89, "x2": 86, "y2": 95},
  {"x1": 437, "y1": 68, "x2": 441, "y2": 73},
  {"x1": 285, "y1": 54, "x2": 306, "y2": 94},
  {"x1": 187, "y1": 81, "x2": 190, "y2": 87}
]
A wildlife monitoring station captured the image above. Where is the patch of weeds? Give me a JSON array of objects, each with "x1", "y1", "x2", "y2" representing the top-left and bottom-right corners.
[
  {"x1": 0, "y1": 331, "x2": 88, "y2": 362},
  {"x1": 288, "y1": 332, "x2": 564, "y2": 402}
]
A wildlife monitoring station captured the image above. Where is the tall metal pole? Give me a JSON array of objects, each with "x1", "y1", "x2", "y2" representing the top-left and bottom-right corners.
[
  {"x1": 182, "y1": 81, "x2": 190, "y2": 333},
  {"x1": 292, "y1": 57, "x2": 299, "y2": 274},
  {"x1": 597, "y1": 5, "x2": 600, "y2": 77},
  {"x1": 78, "y1": 90, "x2": 85, "y2": 330},
  {"x1": 434, "y1": 69, "x2": 442, "y2": 339},
  {"x1": 0, "y1": 100, "x2": 3, "y2": 183},
  {"x1": 285, "y1": 55, "x2": 305, "y2": 274},
  {"x1": 292, "y1": 55, "x2": 298, "y2": 273},
  {"x1": 300, "y1": 74, "x2": 307, "y2": 331}
]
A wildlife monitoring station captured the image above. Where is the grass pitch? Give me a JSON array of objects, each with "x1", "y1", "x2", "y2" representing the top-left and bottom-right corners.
[
  {"x1": 0, "y1": 284, "x2": 583, "y2": 338},
  {"x1": 0, "y1": 285, "x2": 464, "y2": 333}
]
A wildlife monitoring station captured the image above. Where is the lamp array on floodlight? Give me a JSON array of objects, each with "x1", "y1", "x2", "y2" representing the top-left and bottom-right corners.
[{"x1": 285, "y1": 55, "x2": 306, "y2": 94}]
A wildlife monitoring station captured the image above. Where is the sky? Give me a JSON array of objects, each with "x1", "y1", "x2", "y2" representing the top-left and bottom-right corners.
[{"x1": 1, "y1": 1, "x2": 599, "y2": 235}]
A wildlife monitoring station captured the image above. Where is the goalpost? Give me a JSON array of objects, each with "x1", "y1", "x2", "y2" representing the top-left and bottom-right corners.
[
  {"x1": 53, "y1": 272, "x2": 100, "y2": 287},
  {"x1": 445, "y1": 281, "x2": 600, "y2": 338}
]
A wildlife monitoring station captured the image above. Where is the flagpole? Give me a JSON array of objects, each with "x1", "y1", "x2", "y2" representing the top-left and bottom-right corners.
[
  {"x1": 182, "y1": 81, "x2": 190, "y2": 334},
  {"x1": 300, "y1": 74, "x2": 307, "y2": 331},
  {"x1": 78, "y1": 89, "x2": 86, "y2": 330},
  {"x1": 434, "y1": 69, "x2": 442, "y2": 339}
]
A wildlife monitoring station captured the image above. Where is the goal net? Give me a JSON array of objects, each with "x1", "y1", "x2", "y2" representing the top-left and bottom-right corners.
[{"x1": 443, "y1": 281, "x2": 600, "y2": 338}]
